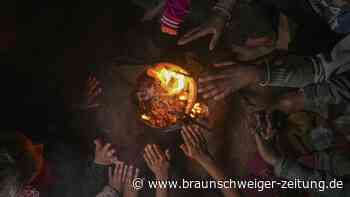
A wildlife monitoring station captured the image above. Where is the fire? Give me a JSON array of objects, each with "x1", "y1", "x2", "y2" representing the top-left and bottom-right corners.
[
  {"x1": 139, "y1": 63, "x2": 208, "y2": 128},
  {"x1": 141, "y1": 114, "x2": 151, "y2": 121},
  {"x1": 190, "y1": 102, "x2": 208, "y2": 118},
  {"x1": 147, "y1": 64, "x2": 190, "y2": 95}
]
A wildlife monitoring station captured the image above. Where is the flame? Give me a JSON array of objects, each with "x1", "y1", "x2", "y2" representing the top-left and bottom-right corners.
[
  {"x1": 155, "y1": 68, "x2": 186, "y2": 95},
  {"x1": 141, "y1": 114, "x2": 151, "y2": 121},
  {"x1": 147, "y1": 63, "x2": 190, "y2": 96},
  {"x1": 178, "y1": 92, "x2": 188, "y2": 101},
  {"x1": 190, "y1": 102, "x2": 208, "y2": 118}
]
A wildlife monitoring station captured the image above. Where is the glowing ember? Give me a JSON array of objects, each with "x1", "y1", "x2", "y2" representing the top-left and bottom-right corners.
[{"x1": 190, "y1": 102, "x2": 209, "y2": 118}]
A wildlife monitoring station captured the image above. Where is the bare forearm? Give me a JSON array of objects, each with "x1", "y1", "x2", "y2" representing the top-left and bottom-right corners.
[{"x1": 155, "y1": 175, "x2": 168, "y2": 197}]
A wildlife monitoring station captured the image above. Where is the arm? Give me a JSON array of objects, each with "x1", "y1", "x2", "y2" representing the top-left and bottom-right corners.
[
  {"x1": 83, "y1": 139, "x2": 119, "y2": 197},
  {"x1": 180, "y1": 125, "x2": 240, "y2": 197},
  {"x1": 214, "y1": 0, "x2": 237, "y2": 17}
]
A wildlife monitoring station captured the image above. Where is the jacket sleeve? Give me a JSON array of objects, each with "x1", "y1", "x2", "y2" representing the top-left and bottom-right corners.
[
  {"x1": 82, "y1": 161, "x2": 110, "y2": 197},
  {"x1": 264, "y1": 35, "x2": 350, "y2": 112}
]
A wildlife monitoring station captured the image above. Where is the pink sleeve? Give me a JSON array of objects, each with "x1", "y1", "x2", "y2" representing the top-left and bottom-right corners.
[{"x1": 160, "y1": 0, "x2": 191, "y2": 32}]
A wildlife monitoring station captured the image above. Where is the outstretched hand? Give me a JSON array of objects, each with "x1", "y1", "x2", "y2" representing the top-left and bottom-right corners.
[
  {"x1": 143, "y1": 144, "x2": 171, "y2": 180},
  {"x1": 124, "y1": 165, "x2": 141, "y2": 197},
  {"x1": 108, "y1": 161, "x2": 126, "y2": 193},
  {"x1": 94, "y1": 139, "x2": 118, "y2": 165},
  {"x1": 198, "y1": 62, "x2": 263, "y2": 100},
  {"x1": 180, "y1": 124, "x2": 211, "y2": 164},
  {"x1": 178, "y1": 12, "x2": 227, "y2": 50},
  {"x1": 249, "y1": 112, "x2": 282, "y2": 166},
  {"x1": 80, "y1": 75, "x2": 102, "y2": 110}
]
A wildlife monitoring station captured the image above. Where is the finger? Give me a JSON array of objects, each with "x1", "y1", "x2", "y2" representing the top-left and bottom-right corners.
[
  {"x1": 148, "y1": 144, "x2": 159, "y2": 161},
  {"x1": 134, "y1": 168, "x2": 140, "y2": 179},
  {"x1": 102, "y1": 143, "x2": 112, "y2": 154},
  {"x1": 183, "y1": 126, "x2": 197, "y2": 146},
  {"x1": 165, "y1": 149, "x2": 171, "y2": 160},
  {"x1": 209, "y1": 32, "x2": 221, "y2": 51},
  {"x1": 213, "y1": 61, "x2": 236, "y2": 67},
  {"x1": 198, "y1": 74, "x2": 231, "y2": 83},
  {"x1": 187, "y1": 125, "x2": 201, "y2": 144},
  {"x1": 145, "y1": 145, "x2": 157, "y2": 163},
  {"x1": 181, "y1": 127, "x2": 193, "y2": 147},
  {"x1": 179, "y1": 144, "x2": 189, "y2": 156},
  {"x1": 108, "y1": 167, "x2": 113, "y2": 181},
  {"x1": 182, "y1": 26, "x2": 202, "y2": 38},
  {"x1": 198, "y1": 84, "x2": 216, "y2": 93},
  {"x1": 122, "y1": 165, "x2": 128, "y2": 183},
  {"x1": 192, "y1": 125, "x2": 206, "y2": 143},
  {"x1": 178, "y1": 28, "x2": 211, "y2": 45},
  {"x1": 152, "y1": 144, "x2": 164, "y2": 160},
  {"x1": 92, "y1": 87, "x2": 102, "y2": 98},
  {"x1": 94, "y1": 139, "x2": 103, "y2": 151},
  {"x1": 126, "y1": 165, "x2": 133, "y2": 182},
  {"x1": 111, "y1": 156, "x2": 119, "y2": 164},
  {"x1": 143, "y1": 153, "x2": 153, "y2": 168},
  {"x1": 117, "y1": 162, "x2": 124, "y2": 181},
  {"x1": 106, "y1": 149, "x2": 116, "y2": 158},
  {"x1": 202, "y1": 88, "x2": 224, "y2": 99},
  {"x1": 213, "y1": 89, "x2": 232, "y2": 100},
  {"x1": 88, "y1": 75, "x2": 93, "y2": 82},
  {"x1": 86, "y1": 103, "x2": 100, "y2": 109},
  {"x1": 88, "y1": 80, "x2": 100, "y2": 95}
]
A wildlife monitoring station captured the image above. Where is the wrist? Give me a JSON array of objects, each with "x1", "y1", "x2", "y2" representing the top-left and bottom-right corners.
[
  {"x1": 197, "y1": 154, "x2": 215, "y2": 167},
  {"x1": 108, "y1": 185, "x2": 122, "y2": 195},
  {"x1": 155, "y1": 173, "x2": 169, "y2": 180}
]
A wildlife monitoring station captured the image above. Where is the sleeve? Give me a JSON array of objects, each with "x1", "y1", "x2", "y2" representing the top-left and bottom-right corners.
[
  {"x1": 82, "y1": 161, "x2": 110, "y2": 197},
  {"x1": 303, "y1": 71, "x2": 350, "y2": 112},
  {"x1": 331, "y1": 12, "x2": 350, "y2": 34},
  {"x1": 264, "y1": 55, "x2": 317, "y2": 88},
  {"x1": 96, "y1": 185, "x2": 121, "y2": 197},
  {"x1": 160, "y1": 0, "x2": 191, "y2": 35},
  {"x1": 264, "y1": 52, "x2": 350, "y2": 113}
]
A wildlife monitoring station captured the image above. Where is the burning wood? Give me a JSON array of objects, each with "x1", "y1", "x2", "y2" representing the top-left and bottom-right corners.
[{"x1": 137, "y1": 63, "x2": 208, "y2": 128}]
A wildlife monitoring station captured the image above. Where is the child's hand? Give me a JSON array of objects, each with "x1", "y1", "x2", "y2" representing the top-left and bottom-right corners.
[
  {"x1": 80, "y1": 75, "x2": 102, "y2": 110},
  {"x1": 124, "y1": 165, "x2": 141, "y2": 197},
  {"x1": 108, "y1": 162, "x2": 126, "y2": 193},
  {"x1": 143, "y1": 144, "x2": 171, "y2": 180},
  {"x1": 180, "y1": 125, "x2": 211, "y2": 164},
  {"x1": 94, "y1": 139, "x2": 118, "y2": 165}
]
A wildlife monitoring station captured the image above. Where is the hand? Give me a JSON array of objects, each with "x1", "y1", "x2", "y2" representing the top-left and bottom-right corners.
[
  {"x1": 80, "y1": 75, "x2": 102, "y2": 110},
  {"x1": 94, "y1": 139, "x2": 118, "y2": 165},
  {"x1": 273, "y1": 90, "x2": 305, "y2": 114},
  {"x1": 108, "y1": 161, "x2": 127, "y2": 193},
  {"x1": 124, "y1": 165, "x2": 141, "y2": 197},
  {"x1": 198, "y1": 62, "x2": 264, "y2": 100},
  {"x1": 180, "y1": 125, "x2": 211, "y2": 164},
  {"x1": 178, "y1": 11, "x2": 227, "y2": 50},
  {"x1": 143, "y1": 144, "x2": 171, "y2": 180},
  {"x1": 249, "y1": 112, "x2": 282, "y2": 166}
]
